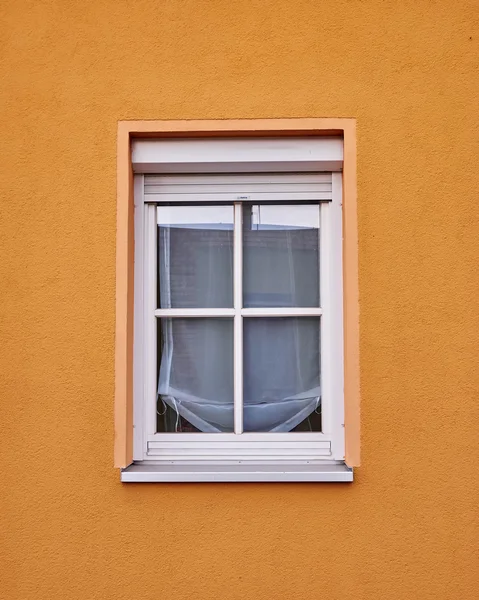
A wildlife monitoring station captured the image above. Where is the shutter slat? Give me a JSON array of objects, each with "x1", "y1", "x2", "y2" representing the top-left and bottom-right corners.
[
  {"x1": 145, "y1": 183, "x2": 332, "y2": 194},
  {"x1": 145, "y1": 173, "x2": 332, "y2": 184},
  {"x1": 147, "y1": 439, "x2": 332, "y2": 460},
  {"x1": 143, "y1": 173, "x2": 332, "y2": 203}
]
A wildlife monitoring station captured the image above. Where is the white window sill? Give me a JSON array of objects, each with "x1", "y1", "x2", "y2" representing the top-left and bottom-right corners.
[{"x1": 121, "y1": 463, "x2": 353, "y2": 483}]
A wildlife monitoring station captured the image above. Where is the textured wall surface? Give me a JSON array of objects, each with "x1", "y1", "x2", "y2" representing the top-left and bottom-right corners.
[{"x1": 1, "y1": 1, "x2": 478, "y2": 599}]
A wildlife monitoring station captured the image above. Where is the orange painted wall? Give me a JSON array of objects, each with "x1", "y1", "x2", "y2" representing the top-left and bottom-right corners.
[{"x1": 1, "y1": 1, "x2": 478, "y2": 599}]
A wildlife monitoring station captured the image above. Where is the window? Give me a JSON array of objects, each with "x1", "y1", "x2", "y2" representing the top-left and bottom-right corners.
[{"x1": 116, "y1": 121, "x2": 359, "y2": 482}]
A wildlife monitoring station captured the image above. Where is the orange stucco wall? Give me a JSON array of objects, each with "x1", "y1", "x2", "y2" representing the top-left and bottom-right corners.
[{"x1": 1, "y1": 2, "x2": 478, "y2": 599}]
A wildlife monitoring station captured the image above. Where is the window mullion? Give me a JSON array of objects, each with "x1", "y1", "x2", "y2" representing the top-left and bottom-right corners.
[{"x1": 234, "y1": 202, "x2": 243, "y2": 434}]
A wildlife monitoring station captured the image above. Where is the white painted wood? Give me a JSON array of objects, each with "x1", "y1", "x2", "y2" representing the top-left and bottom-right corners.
[
  {"x1": 146, "y1": 192, "x2": 331, "y2": 203},
  {"x1": 146, "y1": 450, "x2": 332, "y2": 460},
  {"x1": 146, "y1": 173, "x2": 333, "y2": 185},
  {"x1": 147, "y1": 440, "x2": 331, "y2": 450},
  {"x1": 133, "y1": 175, "x2": 145, "y2": 460},
  {"x1": 131, "y1": 138, "x2": 347, "y2": 472},
  {"x1": 234, "y1": 202, "x2": 243, "y2": 434},
  {"x1": 144, "y1": 206, "x2": 157, "y2": 440},
  {"x1": 145, "y1": 432, "x2": 333, "y2": 461},
  {"x1": 330, "y1": 173, "x2": 345, "y2": 460},
  {"x1": 147, "y1": 183, "x2": 331, "y2": 195},
  {"x1": 241, "y1": 307, "x2": 322, "y2": 317},
  {"x1": 319, "y1": 201, "x2": 332, "y2": 437},
  {"x1": 144, "y1": 172, "x2": 332, "y2": 203},
  {"x1": 146, "y1": 439, "x2": 332, "y2": 459},
  {"x1": 147, "y1": 186, "x2": 331, "y2": 195},
  {"x1": 121, "y1": 463, "x2": 353, "y2": 483},
  {"x1": 132, "y1": 137, "x2": 343, "y2": 174},
  {"x1": 154, "y1": 308, "x2": 235, "y2": 318},
  {"x1": 147, "y1": 432, "x2": 331, "y2": 442}
]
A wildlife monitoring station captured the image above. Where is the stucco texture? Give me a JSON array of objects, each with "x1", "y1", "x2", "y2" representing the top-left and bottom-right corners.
[{"x1": 1, "y1": 1, "x2": 478, "y2": 599}]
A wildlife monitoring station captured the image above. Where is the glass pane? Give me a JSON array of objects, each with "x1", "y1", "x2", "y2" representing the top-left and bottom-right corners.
[
  {"x1": 243, "y1": 317, "x2": 321, "y2": 432},
  {"x1": 243, "y1": 204, "x2": 320, "y2": 308},
  {"x1": 157, "y1": 318, "x2": 234, "y2": 432},
  {"x1": 158, "y1": 205, "x2": 234, "y2": 308}
]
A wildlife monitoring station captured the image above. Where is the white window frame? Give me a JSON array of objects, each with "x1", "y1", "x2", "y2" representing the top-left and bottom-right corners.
[{"x1": 124, "y1": 137, "x2": 350, "y2": 482}]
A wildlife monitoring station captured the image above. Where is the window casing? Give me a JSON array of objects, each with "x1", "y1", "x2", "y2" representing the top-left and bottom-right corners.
[{"x1": 131, "y1": 137, "x2": 346, "y2": 467}]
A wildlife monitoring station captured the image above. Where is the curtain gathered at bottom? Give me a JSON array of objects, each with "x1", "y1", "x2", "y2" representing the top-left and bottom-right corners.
[{"x1": 157, "y1": 209, "x2": 321, "y2": 433}]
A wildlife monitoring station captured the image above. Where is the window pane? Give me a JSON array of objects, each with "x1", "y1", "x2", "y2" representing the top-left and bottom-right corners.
[
  {"x1": 158, "y1": 205, "x2": 234, "y2": 309},
  {"x1": 243, "y1": 204, "x2": 320, "y2": 308},
  {"x1": 243, "y1": 317, "x2": 321, "y2": 432},
  {"x1": 157, "y1": 318, "x2": 234, "y2": 432}
]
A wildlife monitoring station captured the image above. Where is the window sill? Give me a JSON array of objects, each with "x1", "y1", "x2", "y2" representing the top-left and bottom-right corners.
[{"x1": 121, "y1": 463, "x2": 353, "y2": 483}]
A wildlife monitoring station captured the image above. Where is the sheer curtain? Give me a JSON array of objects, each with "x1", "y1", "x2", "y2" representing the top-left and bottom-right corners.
[{"x1": 157, "y1": 204, "x2": 321, "y2": 433}]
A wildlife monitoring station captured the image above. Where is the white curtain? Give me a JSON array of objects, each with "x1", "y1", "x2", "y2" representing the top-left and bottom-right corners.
[{"x1": 157, "y1": 205, "x2": 321, "y2": 432}]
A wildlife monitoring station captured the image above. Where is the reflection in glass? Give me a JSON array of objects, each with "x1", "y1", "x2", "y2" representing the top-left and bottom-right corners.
[
  {"x1": 158, "y1": 205, "x2": 234, "y2": 309},
  {"x1": 157, "y1": 318, "x2": 234, "y2": 433},
  {"x1": 243, "y1": 204, "x2": 320, "y2": 308},
  {"x1": 243, "y1": 317, "x2": 321, "y2": 432}
]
